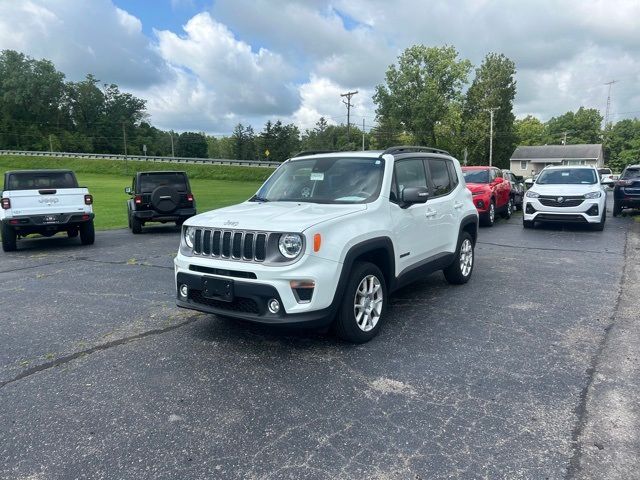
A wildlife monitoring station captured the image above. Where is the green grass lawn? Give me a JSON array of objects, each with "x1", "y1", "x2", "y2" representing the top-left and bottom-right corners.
[{"x1": 0, "y1": 155, "x2": 270, "y2": 230}]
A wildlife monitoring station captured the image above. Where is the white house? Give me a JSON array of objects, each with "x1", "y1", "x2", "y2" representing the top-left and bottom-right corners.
[{"x1": 509, "y1": 144, "x2": 604, "y2": 178}]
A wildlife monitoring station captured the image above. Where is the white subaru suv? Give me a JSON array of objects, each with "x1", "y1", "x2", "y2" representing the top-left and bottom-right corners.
[
  {"x1": 523, "y1": 166, "x2": 607, "y2": 231},
  {"x1": 175, "y1": 147, "x2": 478, "y2": 342}
]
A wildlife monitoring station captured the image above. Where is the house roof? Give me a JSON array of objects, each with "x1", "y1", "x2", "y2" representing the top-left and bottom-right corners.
[{"x1": 511, "y1": 144, "x2": 603, "y2": 161}]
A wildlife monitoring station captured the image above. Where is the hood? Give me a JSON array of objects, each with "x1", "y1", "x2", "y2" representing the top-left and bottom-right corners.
[
  {"x1": 465, "y1": 183, "x2": 491, "y2": 194},
  {"x1": 185, "y1": 201, "x2": 367, "y2": 232},
  {"x1": 529, "y1": 184, "x2": 601, "y2": 196}
]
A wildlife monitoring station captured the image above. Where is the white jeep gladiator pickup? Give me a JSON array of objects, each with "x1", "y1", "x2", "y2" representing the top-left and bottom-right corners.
[
  {"x1": 175, "y1": 147, "x2": 478, "y2": 342},
  {"x1": 1, "y1": 169, "x2": 95, "y2": 252}
]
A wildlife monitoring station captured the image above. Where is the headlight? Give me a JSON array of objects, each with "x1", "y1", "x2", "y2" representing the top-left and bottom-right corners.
[
  {"x1": 584, "y1": 191, "x2": 602, "y2": 199},
  {"x1": 278, "y1": 233, "x2": 303, "y2": 259},
  {"x1": 525, "y1": 190, "x2": 540, "y2": 198},
  {"x1": 184, "y1": 226, "x2": 196, "y2": 248}
]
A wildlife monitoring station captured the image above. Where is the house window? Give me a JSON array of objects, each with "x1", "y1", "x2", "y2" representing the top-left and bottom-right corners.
[{"x1": 520, "y1": 161, "x2": 527, "y2": 170}]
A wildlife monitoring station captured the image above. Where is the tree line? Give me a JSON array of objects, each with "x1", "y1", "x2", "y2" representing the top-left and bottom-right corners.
[{"x1": 1, "y1": 48, "x2": 638, "y2": 169}]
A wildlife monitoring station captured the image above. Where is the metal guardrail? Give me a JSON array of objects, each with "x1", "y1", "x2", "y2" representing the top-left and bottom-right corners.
[{"x1": 0, "y1": 150, "x2": 280, "y2": 168}]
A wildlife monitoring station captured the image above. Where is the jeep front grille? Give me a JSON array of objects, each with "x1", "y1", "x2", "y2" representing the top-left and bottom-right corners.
[{"x1": 192, "y1": 228, "x2": 270, "y2": 262}]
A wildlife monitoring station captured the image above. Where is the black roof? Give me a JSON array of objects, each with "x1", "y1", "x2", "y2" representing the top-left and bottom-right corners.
[
  {"x1": 511, "y1": 144, "x2": 603, "y2": 160},
  {"x1": 5, "y1": 169, "x2": 75, "y2": 174},
  {"x1": 137, "y1": 171, "x2": 187, "y2": 175}
]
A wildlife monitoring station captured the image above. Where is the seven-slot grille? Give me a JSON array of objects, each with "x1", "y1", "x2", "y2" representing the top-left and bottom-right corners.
[
  {"x1": 192, "y1": 228, "x2": 269, "y2": 262},
  {"x1": 538, "y1": 195, "x2": 584, "y2": 208}
]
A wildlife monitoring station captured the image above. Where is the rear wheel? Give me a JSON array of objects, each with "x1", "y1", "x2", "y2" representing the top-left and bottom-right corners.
[
  {"x1": 334, "y1": 262, "x2": 386, "y2": 343},
  {"x1": 67, "y1": 227, "x2": 79, "y2": 238},
  {"x1": 480, "y1": 200, "x2": 496, "y2": 227},
  {"x1": 443, "y1": 232, "x2": 474, "y2": 285},
  {"x1": 1, "y1": 223, "x2": 17, "y2": 252},
  {"x1": 175, "y1": 218, "x2": 185, "y2": 227},
  {"x1": 613, "y1": 200, "x2": 622, "y2": 217},
  {"x1": 501, "y1": 198, "x2": 513, "y2": 219},
  {"x1": 131, "y1": 215, "x2": 142, "y2": 234},
  {"x1": 80, "y1": 220, "x2": 95, "y2": 245}
]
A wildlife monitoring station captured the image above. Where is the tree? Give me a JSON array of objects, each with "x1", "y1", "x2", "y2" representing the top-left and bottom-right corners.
[
  {"x1": 176, "y1": 132, "x2": 207, "y2": 158},
  {"x1": 605, "y1": 118, "x2": 640, "y2": 169},
  {"x1": 515, "y1": 115, "x2": 547, "y2": 145},
  {"x1": 545, "y1": 107, "x2": 603, "y2": 145},
  {"x1": 461, "y1": 53, "x2": 517, "y2": 168},
  {"x1": 373, "y1": 45, "x2": 472, "y2": 147}
]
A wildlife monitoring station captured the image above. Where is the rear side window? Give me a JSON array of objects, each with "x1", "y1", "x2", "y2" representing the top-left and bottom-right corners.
[
  {"x1": 6, "y1": 171, "x2": 78, "y2": 190},
  {"x1": 622, "y1": 168, "x2": 640, "y2": 179},
  {"x1": 446, "y1": 161, "x2": 459, "y2": 189},
  {"x1": 139, "y1": 173, "x2": 188, "y2": 192},
  {"x1": 428, "y1": 159, "x2": 453, "y2": 196}
]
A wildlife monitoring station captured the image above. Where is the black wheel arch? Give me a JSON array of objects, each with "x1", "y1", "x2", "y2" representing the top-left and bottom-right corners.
[{"x1": 458, "y1": 214, "x2": 479, "y2": 246}]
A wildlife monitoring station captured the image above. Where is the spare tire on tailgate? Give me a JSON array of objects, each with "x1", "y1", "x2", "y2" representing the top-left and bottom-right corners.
[{"x1": 150, "y1": 186, "x2": 180, "y2": 213}]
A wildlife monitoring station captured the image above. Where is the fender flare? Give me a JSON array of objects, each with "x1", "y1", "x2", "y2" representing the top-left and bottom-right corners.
[{"x1": 458, "y1": 214, "x2": 479, "y2": 245}]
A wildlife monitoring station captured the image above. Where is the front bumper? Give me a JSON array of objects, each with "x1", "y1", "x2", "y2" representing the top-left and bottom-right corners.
[
  {"x1": 174, "y1": 252, "x2": 342, "y2": 327},
  {"x1": 523, "y1": 198, "x2": 603, "y2": 224}
]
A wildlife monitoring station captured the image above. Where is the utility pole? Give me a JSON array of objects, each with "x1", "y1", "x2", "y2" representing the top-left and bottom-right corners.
[
  {"x1": 483, "y1": 107, "x2": 499, "y2": 166},
  {"x1": 170, "y1": 131, "x2": 175, "y2": 157},
  {"x1": 362, "y1": 118, "x2": 365, "y2": 151},
  {"x1": 49, "y1": 134, "x2": 54, "y2": 152},
  {"x1": 122, "y1": 122, "x2": 128, "y2": 173},
  {"x1": 341, "y1": 90, "x2": 358, "y2": 145},
  {"x1": 603, "y1": 80, "x2": 618, "y2": 128},
  {"x1": 563, "y1": 131, "x2": 568, "y2": 145}
]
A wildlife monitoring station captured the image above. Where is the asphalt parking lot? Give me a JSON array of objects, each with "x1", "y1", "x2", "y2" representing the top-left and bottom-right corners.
[{"x1": 1, "y1": 204, "x2": 638, "y2": 479}]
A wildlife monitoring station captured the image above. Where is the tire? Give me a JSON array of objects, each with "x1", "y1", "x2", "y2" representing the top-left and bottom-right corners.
[
  {"x1": 79, "y1": 220, "x2": 95, "y2": 245},
  {"x1": 592, "y1": 209, "x2": 606, "y2": 231},
  {"x1": 67, "y1": 227, "x2": 79, "y2": 238},
  {"x1": 131, "y1": 215, "x2": 142, "y2": 234},
  {"x1": 501, "y1": 198, "x2": 513, "y2": 219},
  {"x1": 523, "y1": 219, "x2": 534, "y2": 229},
  {"x1": 443, "y1": 231, "x2": 474, "y2": 285},
  {"x1": 334, "y1": 262, "x2": 387, "y2": 343},
  {"x1": 480, "y1": 200, "x2": 496, "y2": 227},
  {"x1": 1, "y1": 223, "x2": 17, "y2": 252},
  {"x1": 613, "y1": 200, "x2": 622, "y2": 217}
]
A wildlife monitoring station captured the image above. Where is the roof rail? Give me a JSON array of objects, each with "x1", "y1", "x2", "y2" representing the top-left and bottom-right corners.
[
  {"x1": 380, "y1": 145, "x2": 450, "y2": 157},
  {"x1": 292, "y1": 150, "x2": 338, "y2": 158}
]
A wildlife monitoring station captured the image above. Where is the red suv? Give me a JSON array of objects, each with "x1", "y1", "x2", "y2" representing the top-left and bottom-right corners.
[{"x1": 462, "y1": 166, "x2": 513, "y2": 226}]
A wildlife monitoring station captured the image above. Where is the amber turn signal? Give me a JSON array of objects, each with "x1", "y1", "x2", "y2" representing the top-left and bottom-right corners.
[{"x1": 313, "y1": 233, "x2": 322, "y2": 252}]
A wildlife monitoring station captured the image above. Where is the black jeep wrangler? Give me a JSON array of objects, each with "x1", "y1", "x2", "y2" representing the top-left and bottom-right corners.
[{"x1": 125, "y1": 171, "x2": 196, "y2": 234}]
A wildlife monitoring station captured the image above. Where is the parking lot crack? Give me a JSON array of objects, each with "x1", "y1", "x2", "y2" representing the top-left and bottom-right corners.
[
  {"x1": 477, "y1": 240, "x2": 624, "y2": 256},
  {"x1": 0, "y1": 314, "x2": 200, "y2": 389},
  {"x1": 76, "y1": 256, "x2": 173, "y2": 270}
]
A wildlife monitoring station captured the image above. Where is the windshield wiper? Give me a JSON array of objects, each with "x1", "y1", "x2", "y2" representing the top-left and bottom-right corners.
[{"x1": 249, "y1": 194, "x2": 269, "y2": 202}]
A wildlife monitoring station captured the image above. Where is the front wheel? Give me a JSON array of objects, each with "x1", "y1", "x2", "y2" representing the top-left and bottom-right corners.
[
  {"x1": 592, "y1": 210, "x2": 606, "y2": 231},
  {"x1": 443, "y1": 232, "x2": 474, "y2": 285},
  {"x1": 334, "y1": 262, "x2": 387, "y2": 343},
  {"x1": 523, "y1": 219, "x2": 534, "y2": 229},
  {"x1": 613, "y1": 200, "x2": 622, "y2": 217},
  {"x1": 1, "y1": 223, "x2": 17, "y2": 252},
  {"x1": 80, "y1": 220, "x2": 95, "y2": 245},
  {"x1": 480, "y1": 201, "x2": 496, "y2": 227}
]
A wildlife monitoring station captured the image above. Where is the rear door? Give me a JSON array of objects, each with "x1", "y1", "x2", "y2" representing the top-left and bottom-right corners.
[{"x1": 425, "y1": 158, "x2": 457, "y2": 254}]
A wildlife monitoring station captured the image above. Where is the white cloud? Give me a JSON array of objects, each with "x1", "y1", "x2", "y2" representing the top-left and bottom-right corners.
[{"x1": 0, "y1": 0, "x2": 168, "y2": 87}]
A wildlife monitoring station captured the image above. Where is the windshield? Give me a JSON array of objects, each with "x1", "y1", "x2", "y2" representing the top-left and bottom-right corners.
[
  {"x1": 621, "y1": 168, "x2": 640, "y2": 179},
  {"x1": 462, "y1": 169, "x2": 490, "y2": 184},
  {"x1": 536, "y1": 168, "x2": 597, "y2": 185},
  {"x1": 6, "y1": 171, "x2": 78, "y2": 190},
  {"x1": 139, "y1": 173, "x2": 187, "y2": 192},
  {"x1": 254, "y1": 157, "x2": 385, "y2": 204}
]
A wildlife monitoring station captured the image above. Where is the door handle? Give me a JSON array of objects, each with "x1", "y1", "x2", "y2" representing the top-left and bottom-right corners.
[
  {"x1": 454, "y1": 202, "x2": 463, "y2": 210},
  {"x1": 425, "y1": 210, "x2": 437, "y2": 218}
]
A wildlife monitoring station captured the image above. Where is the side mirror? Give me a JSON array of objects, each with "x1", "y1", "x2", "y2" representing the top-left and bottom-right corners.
[
  {"x1": 401, "y1": 186, "x2": 429, "y2": 207},
  {"x1": 125, "y1": 187, "x2": 132, "y2": 195}
]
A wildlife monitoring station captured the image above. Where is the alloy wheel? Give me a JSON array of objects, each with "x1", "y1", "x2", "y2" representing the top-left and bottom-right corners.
[
  {"x1": 459, "y1": 239, "x2": 473, "y2": 277},
  {"x1": 353, "y1": 275, "x2": 383, "y2": 332}
]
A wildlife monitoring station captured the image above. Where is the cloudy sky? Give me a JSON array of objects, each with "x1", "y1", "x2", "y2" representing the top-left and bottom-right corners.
[{"x1": 1, "y1": 0, "x2": 639, "y2": 135}]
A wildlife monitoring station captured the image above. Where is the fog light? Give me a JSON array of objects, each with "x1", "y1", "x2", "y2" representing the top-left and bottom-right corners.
[
  {"x1": 267, "y1": 298, "x2": 280, "y2": 314},
  {"x1": 179, "y1": 284, "x2": 188, "y2": 298}
]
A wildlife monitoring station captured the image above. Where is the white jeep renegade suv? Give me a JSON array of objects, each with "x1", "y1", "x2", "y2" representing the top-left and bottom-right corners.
[{"x1": 175, "y1": 146, "x2": 478, "y2": 342}]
